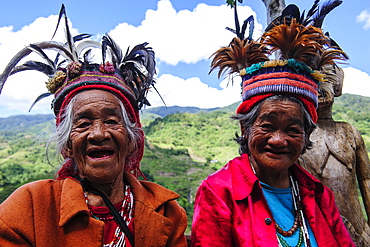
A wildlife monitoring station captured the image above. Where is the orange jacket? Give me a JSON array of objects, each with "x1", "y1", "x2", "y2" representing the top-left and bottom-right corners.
[{"x1": 0, "y1": 172, "x2": 187, "y2": 246}]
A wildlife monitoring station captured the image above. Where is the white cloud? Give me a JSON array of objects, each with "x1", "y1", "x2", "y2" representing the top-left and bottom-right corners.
[
  {"x1": 342, "y1": 67, "x2": 370, "y2": 97},
  {"x1": 0, "y1": 0, "x2": 259, "y2": 116},
  {"x1": 356, "y1": 10, "x2": 370, "y2": 30},
  {"x1": 146, "y1": 74, "x2": 241, "y2": 109},
  {"x1": 108, "y1": 0, "x2": 262, "y2": 65},
  {"x1": 0, "y1": 15, "x2": 79, "y2": 116}
]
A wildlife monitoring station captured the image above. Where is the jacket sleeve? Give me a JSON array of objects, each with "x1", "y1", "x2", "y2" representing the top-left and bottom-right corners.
[
  {"x1": 0, "y1": 186, "x2": 34, "y2": 246},
  {"x1": 0, "y1": 220, "x2": 32, "y2": 247},
  {"x1": 191, "y1": 180, "x2": 234, "y2": 247}
]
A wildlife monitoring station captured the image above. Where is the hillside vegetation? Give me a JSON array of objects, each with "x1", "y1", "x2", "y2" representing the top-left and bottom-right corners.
[{"x1": 1, "y1": 93, "x2": 369, "y2": 231}]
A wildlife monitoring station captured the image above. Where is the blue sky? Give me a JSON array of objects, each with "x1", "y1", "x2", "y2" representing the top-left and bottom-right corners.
[{"x1": 0, "y1": 0, "x2": 369, "y2": 117}]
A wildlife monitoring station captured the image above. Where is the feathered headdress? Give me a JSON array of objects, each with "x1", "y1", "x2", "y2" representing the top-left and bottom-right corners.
[
  {"x1": 0, "y1": 5, "x2": 158, "y2": 177},
  {"x1": 0, "y1": 5, "x2": 156, "y2": 114},
  {"x1": 210, "y1": 0, "x2": 348, "y2": 123}
]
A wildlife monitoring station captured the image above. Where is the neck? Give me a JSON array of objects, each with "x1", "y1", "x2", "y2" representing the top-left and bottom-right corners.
[
  {"x1": 83, "y1": 176, "x2": 125, "y2": 206},
  {"x1": 250, "y1": 159, "x2": 290, "y2": 189}
]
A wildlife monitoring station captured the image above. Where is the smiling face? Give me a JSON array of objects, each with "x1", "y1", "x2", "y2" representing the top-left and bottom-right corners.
[
  {"x1": 66, "y1": 90, "x2": 133, "y2": 184},
  {"x1": 246, "y1": 99, "x2": 307, "y2": 174}
]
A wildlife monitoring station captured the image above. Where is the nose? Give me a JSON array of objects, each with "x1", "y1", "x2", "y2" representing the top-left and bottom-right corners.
[
  {"x1": 268, "y1": 131, "x2": 288, "y2": 148},
  {"x1": 87, "y1": 122, "x2": 110, "y2": 143}
]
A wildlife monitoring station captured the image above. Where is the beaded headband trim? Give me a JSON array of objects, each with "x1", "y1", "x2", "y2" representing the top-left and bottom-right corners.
[{"x1": 240, "y1": 59, "x2": 325, "y2": 83}]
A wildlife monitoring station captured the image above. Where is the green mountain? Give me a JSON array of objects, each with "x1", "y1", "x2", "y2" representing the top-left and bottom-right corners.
[
  {"x1": 142, "y1": 105, "x2": 218, "y2": 118},
  {"x1": 0, "y1": 114, "x2": 54, "y2": 132},
  {"x1": 0, "y1": 93, "x2": 369, "y2": 232}
]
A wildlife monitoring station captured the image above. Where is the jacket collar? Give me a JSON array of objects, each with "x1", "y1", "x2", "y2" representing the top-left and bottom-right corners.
[
  {"x1": 59, "y1": 178, "x2": 89, "y2": 227},
  {"x1": 228, "y1": 153, "x2": 259, "y2": 200}
]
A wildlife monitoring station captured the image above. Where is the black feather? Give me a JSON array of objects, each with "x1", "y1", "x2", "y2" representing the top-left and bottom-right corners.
[
  {"x1": 28, "y1": 44, "x2": 55, "y2": 69},
  {"x1": 279, "y1": 4, "x2": 301, "y2": 23},
  {"x1": 302, "y1": 0, "x2": 320, "y2": 25},
  {"x1": 28, "y1": 92, "x2": 52, "y2": 112},
  {"x1": 102, "y1": 34, "x2": 123, "y2": 65},
  {"x1": 312, "y1": 0, "x2": 343, "y2": 28},
  {"x1": 10, "y1": 61, "x2": 55, "y2": 77},
  {"x1": 324, "y1": 32, "x2": 349, "y2": 60},
  {"x1": 120, "y1": 43, "x2": 156, "y2": 109},
  {"x1": 83, "y1": 49, "x2": 93, "y2": 64},
  {"x1": 52, "y1": 4, "x2": 77, "y2": 60},
  {"x1": 233, "y1": 0, "x2": 241, "y2": 39},
  {"x1": 73, "y1": 34, "x2": 92, "y2": 42},
  {"x1": 240, "y1": 15, "x2": 254, "y2": 41},
  {"x1": 51, "y1": 4, "x2": 66, "y2": 40},
  {"x1": 225, "y1": 27, "x2": 237, "y2": 35}
]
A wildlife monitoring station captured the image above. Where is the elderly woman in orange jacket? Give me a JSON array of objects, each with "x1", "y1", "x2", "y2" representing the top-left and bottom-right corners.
[{"x1": 0, "y1": 5, "x2": 187, "y2": 247}]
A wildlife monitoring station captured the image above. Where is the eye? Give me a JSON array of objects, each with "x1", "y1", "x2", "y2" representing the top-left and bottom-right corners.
[
  {"x1": 287, "y1": 126, "x2": 304, "y2": 135},
  {"x1": 105, "y1": 119, "x2": 119, "y2": 125},
  {"x1": 76, "y1": 121, "x2": 91, "y2": 128},
  {"x1": 260, "y1": 124, "x2": 274, "y2": 131}
]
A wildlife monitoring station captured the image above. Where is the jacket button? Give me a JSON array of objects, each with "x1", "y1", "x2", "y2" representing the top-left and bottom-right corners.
[{"x1": 265, "y1": 218, "x2": 272, "y2": 225}]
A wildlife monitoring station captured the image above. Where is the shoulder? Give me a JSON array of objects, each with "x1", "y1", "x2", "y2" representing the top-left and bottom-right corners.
[
  {"x1": 205, "y1": 155, "x2": 248, "y2": 185},
  {"x1": 0, "y1": 178, "x2": 81, "y2": 210},
  {"x1": 2, "y1": 179, "x2": 62, "y2": 203},
  {"x1": 0, "y1": 179, "x2": 64, "y2": 227},
  {"x1": 198, "y1": 154, "x2": 256, "y2": 201}
]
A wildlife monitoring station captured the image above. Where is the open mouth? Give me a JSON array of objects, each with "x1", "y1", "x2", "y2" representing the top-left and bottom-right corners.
[{"x1": 87, "y1": 149, "x2": 115, "y2": 159}]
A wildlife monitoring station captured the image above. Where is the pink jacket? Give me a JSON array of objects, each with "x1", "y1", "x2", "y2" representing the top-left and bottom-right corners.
[{"x1": 191, "y1": 153, "x2": 354, "y2": 247}]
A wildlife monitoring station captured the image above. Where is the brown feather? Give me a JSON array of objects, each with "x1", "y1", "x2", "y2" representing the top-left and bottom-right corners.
[
  {"x1": 261, "y1": 19, "x2": 328, "y2": 68},
  {"x1": 316, "y1": 48, "x2": 347, "y2": 70},
  {"x1": 209, "y1": 37, "x2": 269, "y2": 78}
]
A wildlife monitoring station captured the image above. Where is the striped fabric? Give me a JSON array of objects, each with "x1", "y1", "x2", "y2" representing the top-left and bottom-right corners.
[{"x1": 236, "y1": 64, "x2": 319, "y2": 123}]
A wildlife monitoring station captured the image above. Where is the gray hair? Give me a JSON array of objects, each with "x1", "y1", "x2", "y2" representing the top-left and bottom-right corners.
[
  {"x1": 49, "y1": 93, "x2": 142, "y2": 166},
  {"x1": 231, "y1": 95, "x2": 316, "y2": 155}
]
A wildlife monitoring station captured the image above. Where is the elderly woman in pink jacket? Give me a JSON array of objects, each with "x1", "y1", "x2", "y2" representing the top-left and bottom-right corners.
[{"x1": 192, "y1": 2, "x2": 354, "y2": 246}]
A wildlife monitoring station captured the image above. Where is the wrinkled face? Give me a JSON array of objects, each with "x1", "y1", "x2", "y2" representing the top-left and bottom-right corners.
[
  {"x1": 247, "y1": 100, "x2": 307, "y2": 173},
  {"x1": 66, "y1": 90, "x2": 133, "y2": 183}
]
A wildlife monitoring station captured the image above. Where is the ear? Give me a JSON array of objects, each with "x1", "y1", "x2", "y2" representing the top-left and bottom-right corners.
[
  {"x1": 306, "y1": 128, "x2": 314, "y2": 142},
  {"x1": 303, "y1": 128, "x2": 314, "y2": 151}
]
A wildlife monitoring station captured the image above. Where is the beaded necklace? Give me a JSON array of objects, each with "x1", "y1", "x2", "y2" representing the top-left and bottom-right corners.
[
  {"x1": 276, "y1": 170, "x2": 311, "y2": 247},
  {"x1": 84, "y1": 185, "x2": 134, "y2": 247},
  {"x1": 250, "y1": 162, "x2": 311, "y2": 247}
]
